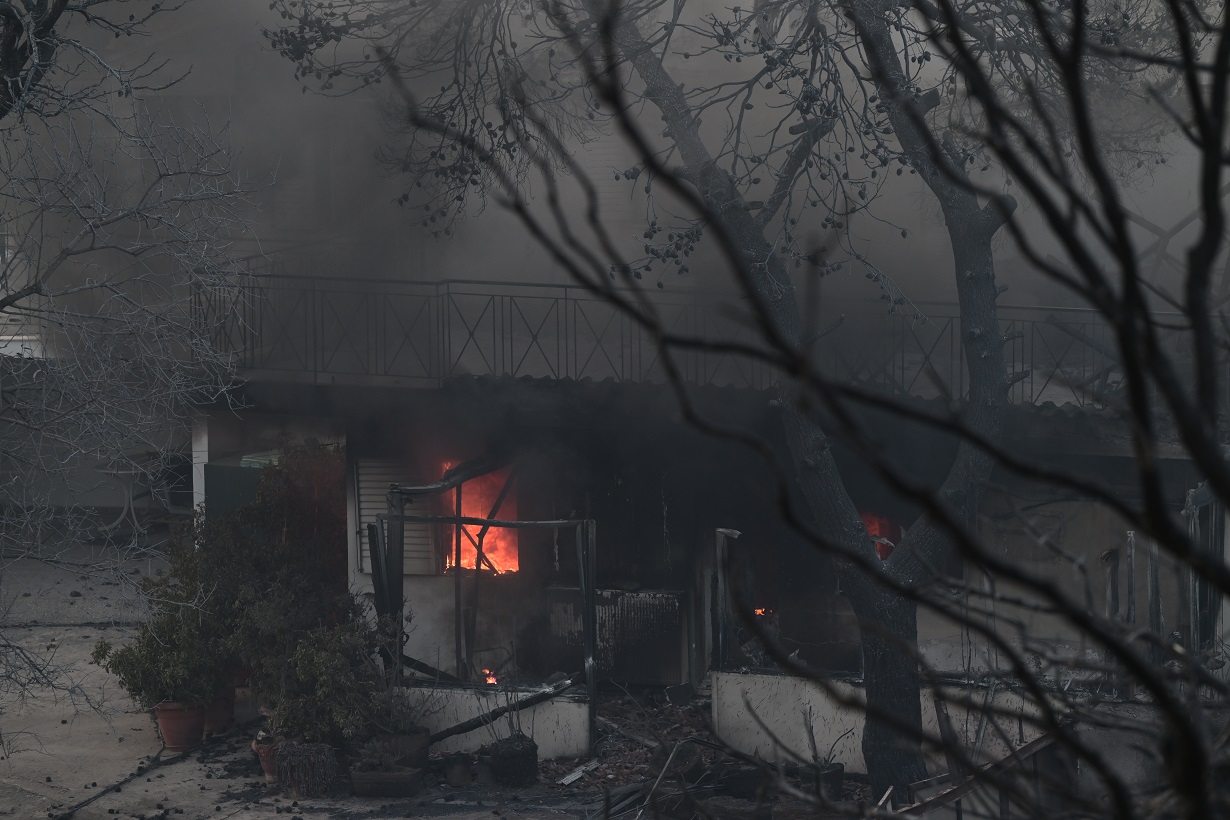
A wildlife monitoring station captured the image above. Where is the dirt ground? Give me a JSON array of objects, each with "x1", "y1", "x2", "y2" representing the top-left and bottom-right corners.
[
  {"x1": 0, "y1": 550, "x2": 852, "y2": 820},
  {"x1": 0, "y1": 551, "x2": 592, "y2": 820}
]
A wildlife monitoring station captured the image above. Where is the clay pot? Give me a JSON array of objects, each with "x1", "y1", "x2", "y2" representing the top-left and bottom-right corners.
[
  {"x1": 252, "y1": 738, "x2": 281, "y2": 784},
  {"x1": 444, "y1": 753, "x2": 473, "y2": 787},
  {"x1": 204, "y1": 689, "x2": 236, "y2": 736},
  {"x1": 154, "y1": 702, "x2": 207, "y2": 752},
  {"x1": 490, "y1": 732, "x2": 538, "y2": 786},
  {"x1": 816, "y1": 762, "x2": 844, "y2": 802}
]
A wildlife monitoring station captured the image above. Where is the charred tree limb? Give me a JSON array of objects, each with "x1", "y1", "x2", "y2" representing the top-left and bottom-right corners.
[
  {"x1": 428, "y1": 672, "x2": 584, "y2": 745},
  {"x1": 400, "y1": 653, "x2": 461, "y2": 685}
]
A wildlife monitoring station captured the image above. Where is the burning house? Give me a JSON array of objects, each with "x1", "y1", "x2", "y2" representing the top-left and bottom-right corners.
[{"x1": 190, "y1": 273, "x2": 1211, "y2": 776}]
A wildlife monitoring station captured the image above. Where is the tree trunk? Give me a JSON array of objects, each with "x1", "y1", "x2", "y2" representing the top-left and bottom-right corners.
[
  {"x1": 610, "y1": 10, "x2": 1006, "y2": 795},
  {"x1": 847, "y1": 575, "x2": 929, "y2": 801}
]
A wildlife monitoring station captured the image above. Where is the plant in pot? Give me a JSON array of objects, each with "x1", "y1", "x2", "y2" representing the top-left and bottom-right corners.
[
  {"x1": 367, "y1": 683, "x2": 431, "y2": 769},
  {"x1": 93, "y1": 610, "x2": 224, "y2": 752},
  {"x1": 258, "y1": 616, "x2": 379, "y2": 792},
  {"x1": 801, "y1": 720, "x2": 850, "y2": 803},
  {"x1": 350, "y1": 739, "x2": 424, "y2": 798},
  {"x1": 252, "y1": 729, "x2": 283, "y2": 784}
]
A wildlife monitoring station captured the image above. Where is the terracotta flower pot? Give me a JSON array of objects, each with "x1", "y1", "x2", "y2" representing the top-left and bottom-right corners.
[
  {"x1": 154, "y1": 702, "x2": 207, "y2": 752},
  {"x1": 204, "y1": 690, "x2": 236, "y2": 736},
  {"x1": 252, "y1": 738, "x2": 281, "y2": 784}
]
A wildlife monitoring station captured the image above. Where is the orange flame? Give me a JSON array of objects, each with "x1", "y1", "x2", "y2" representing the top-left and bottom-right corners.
[
  {"x1": 754, "y1": 607, "x2": 773, "y2": 616},
  {"x1": 443, "y1": 464, "x2": 519, "y2": 573},
  {"x1": 483, "y1": 669, "x2": 498, "y2": 685},
  {"x1": 860, "y1": 512, "x2": 901, "y2": 561}
]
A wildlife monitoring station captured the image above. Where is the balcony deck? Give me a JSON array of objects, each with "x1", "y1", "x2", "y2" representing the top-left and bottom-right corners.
[{"x1": 198, "y1": 275, "x2": 1156, "y2": 408}]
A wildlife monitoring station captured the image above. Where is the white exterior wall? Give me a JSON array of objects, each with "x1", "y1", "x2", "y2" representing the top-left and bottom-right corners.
[
  {"x1": 404, "y1": 686, "x2": 589, "y2": 759},
  {"x1": 711, "y1": 671, "x2": 1042, "y2": 775}
]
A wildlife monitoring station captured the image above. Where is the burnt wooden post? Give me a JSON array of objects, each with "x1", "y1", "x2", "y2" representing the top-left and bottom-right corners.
[
  {"x1": 1101, "y1": 549, "x2": 1120, "y2": 620},
  {"x1": 454, "y1": 482, "x2": 465, "y2": 680},
  {"x1": 466, "y1": 469, "x2": 518, "y2": 672},
  {"x1": 1148, "y1": 537, "x2": 1162, "y2": 665},
  {"x1": 1100, "y1": 548, "x2": 1120, "y2": 694},
  {"x1": 576, "y1": 520, "x2": 598, "y2": 756},
  {"x1": 712, "y1": 528, "x2": 741, "y2": 671},
  {"x1": 386, "y1": 488, "x2": 405, "y2": 685},
  {"x1": 1125, "y1": 531, "x2": 1137, "y2": 626},
  {"x1": 367, "y1": 523, "x2": 390, "y2": 617}
]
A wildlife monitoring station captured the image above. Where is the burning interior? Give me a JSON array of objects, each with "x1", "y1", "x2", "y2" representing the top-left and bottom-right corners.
[
  {"x1": 441, "y1": 463, "x2": 519, "y2": 573},
  {"x1": 339, "y1": 380, "x2": 962, "y2": 703}
]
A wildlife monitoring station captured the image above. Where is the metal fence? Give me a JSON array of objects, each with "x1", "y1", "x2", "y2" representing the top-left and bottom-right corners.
[
  {"x1": 817, "y1": 303, "x2": 1136, "y2": 408},
  {"x1": 198, "y1": 275, "x2": 1170, "y2": 406}
]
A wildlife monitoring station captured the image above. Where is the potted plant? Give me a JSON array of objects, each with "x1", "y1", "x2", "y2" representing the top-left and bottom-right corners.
[
  {"x1": 802, "y1": 721, "x2": 850, "y2": 802},
  {"x1": 350, "y1": 739, "x2": 424, "y2": 798},
  {"x1": 367, "y1": 685, "x2": 431, "y2": 768},
  {"x1": 264, "y1": 618, "x2": 380, "y2": 748},
  {"x1": 250, "y1": 617, "x2": 377, "y2": 793},
  {"x1": 93, "y1": 611, "x2": 224, "y2": 752},
  {"x1": 252, "y1": 729, "x2": 283, "y2": 784}
]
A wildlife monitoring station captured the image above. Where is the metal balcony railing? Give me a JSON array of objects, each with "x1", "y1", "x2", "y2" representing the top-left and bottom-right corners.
[{"x1": 196, "y1": 275, "x2": 1175, "y2": 407}]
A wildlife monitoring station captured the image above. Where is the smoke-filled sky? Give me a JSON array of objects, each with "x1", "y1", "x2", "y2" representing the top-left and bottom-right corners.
[{"x1": 88, "y1": 0, "x2": 1215, "y2": 312}]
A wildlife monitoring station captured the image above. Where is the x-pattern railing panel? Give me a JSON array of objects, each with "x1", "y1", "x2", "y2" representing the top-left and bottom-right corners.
[
  {"x1": 199, "y1": 276, "x2": 1151, "y2": 405},
  {"x1": 382, "y1": 293, "x2": 435, "y2": 379},
  {"x1": 318, "y1": 290, "x2": 374, "y2": 375},
  {"x1": 445, "y1": 293, "x2": 497, "y2": 377},
  {"x1": 258, "y1": 287, "x2": 312, "y2": 372},
  {"x1": 572, "y1": 299, "x2": 625, "y2": 382},
  {"x1": 509, "y1": 296, "x2": 562, "y2": 379}
]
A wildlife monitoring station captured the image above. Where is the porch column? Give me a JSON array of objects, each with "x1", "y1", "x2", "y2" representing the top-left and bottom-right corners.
[{"x1": 191, "y1": 411, "x2": 208, "y2": 514}]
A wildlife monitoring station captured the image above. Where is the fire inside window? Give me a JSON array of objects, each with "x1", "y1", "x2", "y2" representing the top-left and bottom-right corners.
[
  {"x1": 442, "y1": 465, "x2": 519, "y2": 573},
  {"x1": 860, "y1": 511, "x2": 901, "y2": 560}
]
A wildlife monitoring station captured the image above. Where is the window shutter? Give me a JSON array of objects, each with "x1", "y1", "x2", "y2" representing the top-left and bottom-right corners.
[{"x1": 355, "y1": 459, "x2": 436, "y2": 575}]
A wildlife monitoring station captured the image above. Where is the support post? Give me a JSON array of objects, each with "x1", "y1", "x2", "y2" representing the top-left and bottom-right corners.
[
  {"x1": 577, "y1": 521, "x2": 598, "y2": 756},
  {"x1": 713, "y1": 528, "x2": 741, "y2": 671},
  {"x1": 386, "y1": 488, "x2": 405, "y2": 685},
  {"x1": 1101, "y1": 548, "x2": 1120, "y2": 694},
  {"x1": 190, "y1": 411, "x2": 208, "y2": 515},
  {"x1": 1148, "y1": 537, "x2": 1162, "y2": 665},
  {"x1": 367, "y1": 523, "x2": 390, "y2": 617},
  {"x1": 1125, "y1": 531, "x2": 1136, "y2": 626},
  {"x1": 467, "y1": 469, "x2": 517, "y2": 672},
  {"x1": 1101, "y1": 549, "x2": 1120, "y2": 620},
  {"x1": 454, "y1": 483, "x2": 465, "y2": 680}
]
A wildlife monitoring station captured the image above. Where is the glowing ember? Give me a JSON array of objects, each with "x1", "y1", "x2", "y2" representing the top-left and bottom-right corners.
[
  {"x1": 754, "y1": 607, "x2": 773, "y2": 616},
  {"x1": 483, "y1": 669, "x2": 498, "y2": 685},
  {"x1": 860, "y1": 511, "x2": 901, "y2": 561},
  {"x1": 443, "y1": 464, "x2": 519, "y2": 572}
]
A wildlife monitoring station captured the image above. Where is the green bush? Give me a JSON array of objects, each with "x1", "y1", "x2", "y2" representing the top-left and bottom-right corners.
[
  {"x1": 94, "y1": 446, "x2": 392, "y2": 746},
  {"x1": 92, "y1": 610, "x2": 224, "y2": 709},
  {"x1": 267, "y1": 618, "x2": 382, "y2": 745}
]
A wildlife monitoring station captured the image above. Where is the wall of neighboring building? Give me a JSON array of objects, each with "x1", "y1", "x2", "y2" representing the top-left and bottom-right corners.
[{"x1": 191, "y1": 409, "x2": 345, "y2": 518}]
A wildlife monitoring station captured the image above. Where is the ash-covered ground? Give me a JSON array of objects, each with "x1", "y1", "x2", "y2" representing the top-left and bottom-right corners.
[{"x1": 1, "y1": 550, "x2": 857, "y2": 820}]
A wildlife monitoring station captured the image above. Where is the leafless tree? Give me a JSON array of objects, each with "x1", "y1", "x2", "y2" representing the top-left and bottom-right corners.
[
  {"x1": 270, "y1": 0, "x2": 1230, "y2": 814},
  {"x1": 0, "y1": 3, "x2": 247, "y2": 713}
]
